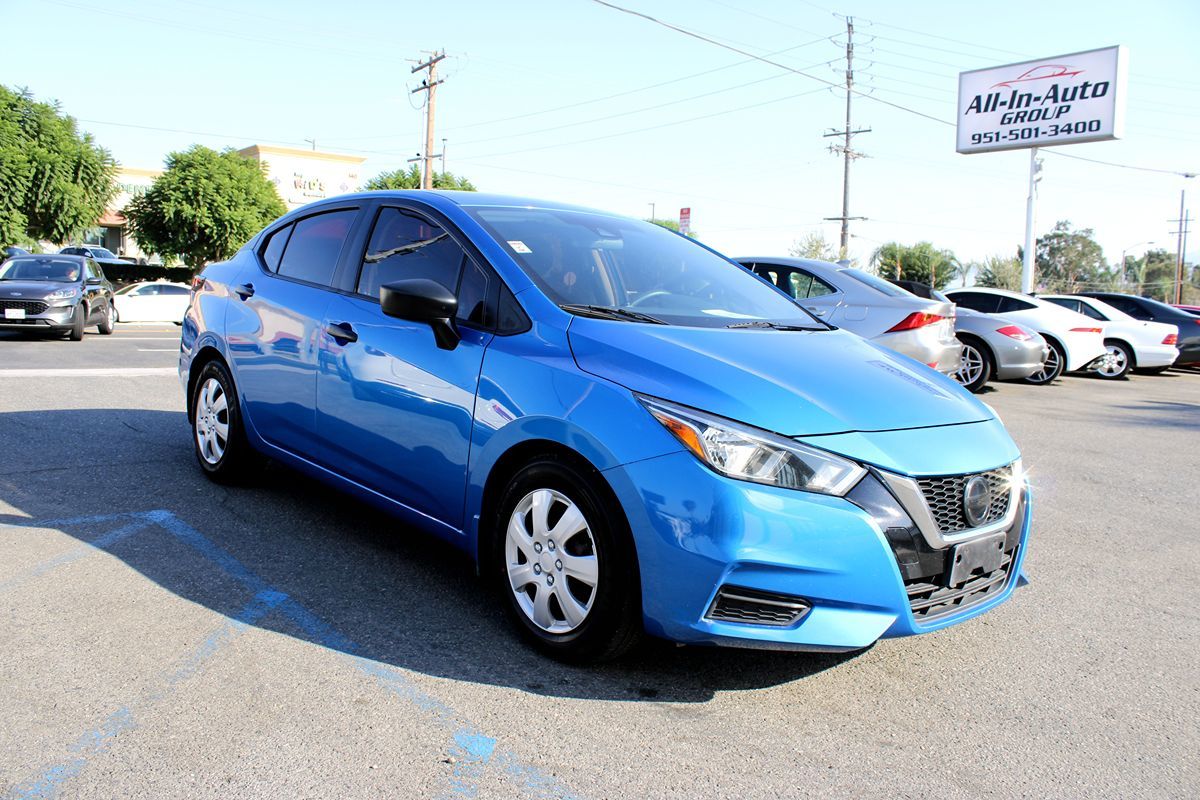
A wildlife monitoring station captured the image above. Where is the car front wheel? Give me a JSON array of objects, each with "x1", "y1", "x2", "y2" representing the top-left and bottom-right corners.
[
  {"x1": 68, "y1": 304, "x2": 85, "y2": 341},
  {"x1": 496, "y1": 458, "x2": 641, "y2": 662}
]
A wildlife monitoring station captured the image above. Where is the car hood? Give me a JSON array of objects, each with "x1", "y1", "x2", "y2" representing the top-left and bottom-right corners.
[
  {"x1": 568, "y1": 319, "x2": 993, "y2": 436},
  {"x1": 0, "y1": 280, "x2": 76, "y2": 298}
]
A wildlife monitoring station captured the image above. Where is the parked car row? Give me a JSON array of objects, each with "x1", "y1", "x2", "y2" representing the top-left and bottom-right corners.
[{"x1": 0, "y1": 249, "x2": 191, "y2": 339}]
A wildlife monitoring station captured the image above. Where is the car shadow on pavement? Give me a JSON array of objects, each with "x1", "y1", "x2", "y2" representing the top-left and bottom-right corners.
[
  {"x1": 0, "y1": 408, "x2": 861, "y2": 704},
  {"x1": 1111, "y1": 399, "x2": 1200, "y2": 430}
]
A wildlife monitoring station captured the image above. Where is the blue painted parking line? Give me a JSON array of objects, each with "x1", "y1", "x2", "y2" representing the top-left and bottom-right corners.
[
  {"x1": 2, "y1": 510, "x2": 582, "y2": 800},
  {"x1": 0, "y1": 517, "x2": 152, "y2": 596},
  {"x1": 5, "y1": 589, "x2": 287, "y2": 800}
]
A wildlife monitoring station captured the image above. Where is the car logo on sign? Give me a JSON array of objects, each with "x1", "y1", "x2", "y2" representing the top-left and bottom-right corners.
[{"x1": 962, "y1": 475, "x2": 991, "y2": 528}]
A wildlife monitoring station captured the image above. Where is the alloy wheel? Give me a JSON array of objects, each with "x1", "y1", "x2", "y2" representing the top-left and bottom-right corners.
[
  {"x1": 194, "y1": 377, "x2": 230, "y2": 465},
  {"x1": 1027, "y1": 344, "x2": 1061, "y2": 384},
  {"x1": 955, "y1": 343, "x2": 985, "y2": 387},
  {"x1": 505, "y1": 488, "x2": 599, "y2": 634},
  {"x1": 1096, "y1": 344, "x2": 1128, "y2": 378}
]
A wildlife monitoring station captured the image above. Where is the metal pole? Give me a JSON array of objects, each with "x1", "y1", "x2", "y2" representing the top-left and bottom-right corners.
[
  {"x1": 840, "y1": 17, "x2": 854, "y2": 254},
  {"x1": 1175, "y1": 190, "x2": 1187, "y2": 304},
  {"x1": 1021, "y1": 147, "x2": 1040, "y2": 294}
]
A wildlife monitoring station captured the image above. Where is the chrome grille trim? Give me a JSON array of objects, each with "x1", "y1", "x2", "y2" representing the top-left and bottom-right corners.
[
  {"x1": 916, "y1": 466, "x2": 1012, "y2": 534},
  {"x1": 877, "y1": 460, "x2": 1022, "y2": 550}
]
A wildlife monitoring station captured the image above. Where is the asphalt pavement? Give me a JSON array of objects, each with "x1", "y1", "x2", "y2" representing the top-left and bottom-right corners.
[{"x1": 1, "y1": 325, "x2": 1197, "y2": 799}]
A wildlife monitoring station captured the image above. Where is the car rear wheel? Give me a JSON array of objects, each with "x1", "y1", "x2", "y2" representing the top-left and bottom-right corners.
[
  {"x1": 1022, "y1": 340, "x2": 1064, "y2": 385},
  {"x1": 1095, "y1": 340, "x2": 1132, "y2": 380},
  {"x1": 192, "y1": 360, "x2": 258, "y2": 483},
  {"x1": 953, "y1": 338, "x2": 992, "y2": 393},
  {"x1": 496, "y1": 458, "x2": 641, "y2": 662}
]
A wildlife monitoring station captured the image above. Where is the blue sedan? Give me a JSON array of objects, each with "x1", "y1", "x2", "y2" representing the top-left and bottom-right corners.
[{"x1": 180, "y1": 191, "x2": 1032, "y2": 661}]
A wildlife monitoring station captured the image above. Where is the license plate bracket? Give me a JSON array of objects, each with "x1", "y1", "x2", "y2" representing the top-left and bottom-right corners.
[{"x1": 948, "y1": 532, "x2": 1006, "y2": 587}]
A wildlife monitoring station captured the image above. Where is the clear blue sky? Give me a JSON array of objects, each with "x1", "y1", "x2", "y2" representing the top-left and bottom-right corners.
[{"x1": 3, "y1": 0, "x2": 1198, "y2": 273}]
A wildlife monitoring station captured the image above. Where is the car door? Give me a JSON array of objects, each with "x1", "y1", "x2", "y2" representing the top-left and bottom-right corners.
[
  {"x1": 159, "y1": 284, "x2": 191, "y2": 321},
  {"x1": 224, "y1": 205, "x2": 360, "y2": 460},
  {"x1": 126, "y1": 284, "x2": 157, "y2": 320},
  {"x1": 83, "y1": 259, "x2": 108, "y2": 321},
  {"x1": 315, "y1": 203, "x2": 494, "y2": 529}
]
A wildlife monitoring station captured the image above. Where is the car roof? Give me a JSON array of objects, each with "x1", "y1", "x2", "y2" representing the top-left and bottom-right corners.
[
  {"x1": 944, "y1": 286, "x2": 1023, "y2": 297},
  {"x1": 303, "y1": 189, "x2": 619, "y2": 216},
  {"x1": 7, "y1": 253, "x2": 87, "y2": 262}
]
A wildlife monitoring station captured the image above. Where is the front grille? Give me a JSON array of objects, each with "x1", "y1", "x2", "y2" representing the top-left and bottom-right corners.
[
  {"x1": 706, "y1": 586, "x2": 810, "y2": 627},
  {"x1": 906, "y1": 547, "x2": 1017, "y2": 622},
  {"x1": 0, "y1": 299, "x2": 49, "y2": 315},
  {"x1": 917, "y1": 466, "x2": 1012, "y2": 534}
]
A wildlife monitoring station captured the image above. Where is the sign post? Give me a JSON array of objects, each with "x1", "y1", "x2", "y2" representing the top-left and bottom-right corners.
[
  {"x1": 679, "y1": 207, "x2": 691, "y2": 237},
  {"x1": 957, "y1": 46, "x2": 1127, "y2": 291}
]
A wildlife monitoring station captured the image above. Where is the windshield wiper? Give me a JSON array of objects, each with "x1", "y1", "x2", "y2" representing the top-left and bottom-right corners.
[
  {"x1": 725, "y1": 320, "x2": 827, "y2": 331},
  {"x1": 559, "y1": 304, "x2": 667, "y2": 325}
]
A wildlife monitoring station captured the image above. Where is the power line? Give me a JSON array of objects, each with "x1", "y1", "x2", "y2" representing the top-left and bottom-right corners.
[
  {"x1": 1041, "y1": 150, "x2": 1197, "y2": 178},
  {"x1": 588, "y1": 0, "x2": 956, "y2": 127}
]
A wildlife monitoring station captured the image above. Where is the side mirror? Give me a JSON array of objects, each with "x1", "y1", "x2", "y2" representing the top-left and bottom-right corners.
[
  {"x1": 380, "y1": 279, "x2": 460, "y2": 350},
  {"x1": 86, "y1": 277, "x2": 102, "y2": 285}
]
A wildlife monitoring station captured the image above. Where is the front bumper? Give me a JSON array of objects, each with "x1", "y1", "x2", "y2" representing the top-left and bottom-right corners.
[
  {"x1": 605, "y1": 449, "x2": 1031, "y2": 651},
  {"x1": 0, "y1": 303, "x2": 77, "y2": 331}
]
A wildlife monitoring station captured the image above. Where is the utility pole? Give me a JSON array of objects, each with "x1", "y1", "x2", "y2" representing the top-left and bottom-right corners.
[
  {"x1": 411, "y1": 50, "x2": 446, "y2": 190},
  {"x1": 824, "y1": 16, "x2": 870, "y2": 255},
  {"x1": 1170, "y1": 190, "x2": 1191, "y2": 303}
]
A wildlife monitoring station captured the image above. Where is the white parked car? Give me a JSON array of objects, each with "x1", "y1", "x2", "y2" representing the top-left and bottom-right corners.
[
  {"x1": 1040, "y1": 294, "x2": 1180, "y2": 379},
  {"x1": 112, "y1": 281, "x2": 191, "y2": 323},
  {"x1": 945, "y1": 287, "x2": 1108, "y2": 385}
]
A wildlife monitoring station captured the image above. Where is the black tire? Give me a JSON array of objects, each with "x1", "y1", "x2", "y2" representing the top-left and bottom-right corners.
[
  {"x1": 68, "y1": 304, "x2": 85, "y2": 341},
  {"x1": 1095, "y1": 339, "x2": 1133, "y2": 380},
  {"x1": 493, "y1": 457, "x2": 642, "y2": 663},
  {"x1": 97, "y1": 299, "x2": 115, "y2": 335},
  {"x1": 1134, "y1": 366, "x2": 1170, "y2": 375},
  {"x1": 954, "y1": 337, "x2": 993, "y2": 393},
  {"x1": 1023, "y1": 339, "x2": 1065, "y2": 385},
  {"x1": 191, "y1": 359, "x2": 259, "y2": 484}
]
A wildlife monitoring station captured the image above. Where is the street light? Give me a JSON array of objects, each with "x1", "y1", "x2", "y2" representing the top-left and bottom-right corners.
[{"x1": 1119, "y1": 240, "x2": 1155, "y2": 290}]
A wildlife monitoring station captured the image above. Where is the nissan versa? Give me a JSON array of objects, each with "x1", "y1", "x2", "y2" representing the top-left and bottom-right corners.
[{"x1": 180, "y1": 191, "x2": 1032, "y2": 661}]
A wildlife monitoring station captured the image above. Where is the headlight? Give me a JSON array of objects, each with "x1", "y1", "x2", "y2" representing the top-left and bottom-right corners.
[
  {"x1": 46, "y1": 288, "x2": 78, "y2": 301},
  {"x1": 638, "y1": 396, "x2": 866, "y2": 495}
]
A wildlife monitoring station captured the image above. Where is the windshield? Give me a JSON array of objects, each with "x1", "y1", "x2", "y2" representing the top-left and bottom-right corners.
[
  {"x1": 0, "y1": 257, "x2": 84, "y2": 282},
  {"x1": 467, "y1": 206, "x2": 822, "y2": 328},
  {"x1": 842, "y1": 268, "x2": 913, "y2": 298},
  {"x1": 89, "y1": 247, "x2": 117, "y2": 259}
]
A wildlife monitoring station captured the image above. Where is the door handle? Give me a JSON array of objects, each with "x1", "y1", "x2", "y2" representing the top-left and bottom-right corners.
[
  {"x1": 325, "y1": 321, "x2": 358, "y2": 344},
  {"x1": 234, "y1": 283, "x2": 255, "y2": 299}
]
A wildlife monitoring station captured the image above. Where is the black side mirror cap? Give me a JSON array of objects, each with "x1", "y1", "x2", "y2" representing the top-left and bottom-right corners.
[{"x1": 380, "y1": 279, "x2": 460, "y2": 350}]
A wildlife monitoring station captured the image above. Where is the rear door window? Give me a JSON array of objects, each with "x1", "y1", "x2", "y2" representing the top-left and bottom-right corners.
[
  {"x1": 276, "y1": 210, "x2": 357, "y2": 287},
  {"x1": 997, "y1": 296, "x2": 1036, "y2": 312},
  {"x1": 950, "y1": 292, "x2": 1001, "y2": 313}
]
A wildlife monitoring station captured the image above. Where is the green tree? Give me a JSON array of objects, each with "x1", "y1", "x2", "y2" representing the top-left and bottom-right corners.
[
  {"x1": 1029, "y1": 220, "x2": 1108, "y2": 292},
  {"x1": 789, "y1": 231, "x2": 840, "y2": 261},
  {"x1": 1128, "y1": 248, "x2": 1181, "y2": 301},
  {"x1": 975, "y1": 254, "x2": 1023, "y2": 290},
  {"x1": 0, "y1": 86, "x2": 117, "y2": 245},
  {"x1": 870, "y1": 241, "x2": 959, "y2": 290},
  {"x1": 125, "y1": 145, "x2": 286, "y2": 270},
  {"x1": 364, "y1": 164, "x2": 476, "y2": 191}
]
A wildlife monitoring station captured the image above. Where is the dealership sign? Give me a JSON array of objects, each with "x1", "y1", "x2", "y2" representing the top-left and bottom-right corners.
[{"x1": 957, "y1": 45, "x2": 1127, "y2": 154}]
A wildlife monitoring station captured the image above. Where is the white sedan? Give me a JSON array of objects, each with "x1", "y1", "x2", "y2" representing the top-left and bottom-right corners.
[
  {"x1": 1040, "y1": 294, "x2": 1179, "y2": 379},
  {"x1": 112, "y1": 281, "x2": 191, "y2": 323},
  {"x1": 945, "y1": 287, "x2": 1108, "y2": 385}
]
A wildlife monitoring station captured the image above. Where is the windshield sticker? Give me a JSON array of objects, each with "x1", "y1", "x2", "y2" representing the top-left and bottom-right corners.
[
  {"x1": 700, "y1": 308, "x2": 757, "y2": 319},
  {"x1": 507, "y1": 240, "x2": 532, "y2": 254}
]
